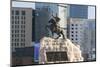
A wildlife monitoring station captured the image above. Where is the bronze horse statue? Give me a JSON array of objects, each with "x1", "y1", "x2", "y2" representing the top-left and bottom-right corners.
[{"x1": 45, "y1": 15, "x2": 65, "y2": 39}]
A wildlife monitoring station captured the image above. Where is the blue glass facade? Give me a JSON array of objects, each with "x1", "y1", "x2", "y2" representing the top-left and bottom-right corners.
[
  {"x1": 34, "y1": 43, "x2": 40, "y2": 62},
  {"x1": 69, "y1": 5, "x2": 88, "y2": 19}
]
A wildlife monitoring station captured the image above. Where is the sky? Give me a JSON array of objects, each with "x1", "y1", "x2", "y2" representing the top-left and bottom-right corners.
[
  {"x1": 12, "y1": 1, "x2": 35, "y2": 9},
  {"x1": 88, "y1": 6, "x2": 95, "y2": 19},
  {"x1": 12, "y1": 1, "x2": 95, "y2": 19}
]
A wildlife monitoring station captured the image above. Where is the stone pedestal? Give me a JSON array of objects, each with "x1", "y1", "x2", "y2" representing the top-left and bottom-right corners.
[{"x1": 39, "y1": 37, "x2": 84, "y2": 64}]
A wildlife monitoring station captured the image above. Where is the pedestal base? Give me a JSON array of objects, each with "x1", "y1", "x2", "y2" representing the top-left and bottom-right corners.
[{"x1": 39, "y1": 37, "x2": 84, "y2": 64}]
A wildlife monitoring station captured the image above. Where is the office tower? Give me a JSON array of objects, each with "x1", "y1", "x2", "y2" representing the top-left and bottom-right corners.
[
  {"x1": 69, "y1": 5, "x2": 88, "y2": 19},
  {"x1": 87, "y1": 19, "x2": 96, "y2": 60},
  {"x1": 67, "y1": 18, "x2": 96, "y2": 60},
  {"x1": 67, "y1": 18, "x2": 88, "y2": 60},
  {"x1": 58, "y1": 4, "x2": 68, "y2": 38},
  {"x1": 11, "y1": 7, "x2": 32, "y2": 51},
  {"x1": 67, "y1": 18, "x2": 87, "y2": 46}
]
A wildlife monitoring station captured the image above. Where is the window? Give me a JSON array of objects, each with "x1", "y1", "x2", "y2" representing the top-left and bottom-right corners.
[
  {"x1": 21, "y1": 16, "x2": 23, "y2": 19},
  {"x1": 17, "y1": 16, "x2": 19, "y2": 19},
  {"x1": 21, "y1": 21, "x2": 23, "y2": 24},
  {"x1": 75, "y1": 28, "x2": 78, "y2": 30},
  {"x1": 15, "y1": 30, "x2": 19, "y2": 33},
  {"x1": 75, "y1": 24, "x2": 78, "y2": 26},
  {"x1": 21, "y1": 30, "x2": 24, "y2": 33},
  {"x1": 15, "y1": 16, "x2": 19, "y2": 19},
  {"x1": 15, "y1": 39, "x2": 16, "y2": 42},
  {"x1": 21, "y1": 43, "x2": 25, "y2": 46},
  {"x1": 15, "y1": 25, "x2": 19, "y2": 28},
  {"x1": 17, "y1": 34, "x2": 19, "y2": 37},
  {"x1": 71, "y1": 28, "x2": 74, "y2": 30},
  {"x1": 15, "y1": 21, "x2": 17, "y2": 24},
  {"x1": 22, "y1": 11, "x2": 25, "y2": 15},
  {"x1": 24, "y1": 21, "x2": 25, "y2": 24},
  {"x1": 76, "y1": 31, "x2": 78, "y2": 33},
  {"x1": 12, "y1": 39, "x2": 14, "y2": 41},
  {"x1": 71, "y1": 35, "x2": 74, "y2": 37},
  {"x1": 15, "y1": 35, "x2": 16, "y2": 37},
  {"x1": 21, "y1": 39, "x2": 25, "y2": 42},
  {"x1": 17, "y1": 25, "x2": 19, "y2": 28},
  {"x1": 23, "y1": 39, "x2": 25, "y2": 42},
  {"x1": 21, "y1": 39, "x2": 23, "y2": 41},
  {"x1": 17, "y1": 30, "x2": 19, "y2": 33},
  {"x1": 12, "y1": 10, "x2": 14, "y2": 15},
  {"x1": 24, "y1": 34, "x2": 25, "y2": 37},
  {"x1": 17, "y1": 21, "x2": 19, "y2": 24},
  {"x1": 21, "y1": 25, "x2": 25, "y2": 28},
  {"x1": 12, "y1": 16, "x2": 14, "y2": 19},
  {"x1": 23, "y1": 26, "x2": 25, "y2": 28},
  {"x1": 12, "y1": 30, "x2": 14, "y2": 33},
  {"x1": 12, "y1": 34, "x2": 14, "y2": 37},
  {"x1": 76, "y1": 35, "x2": 78, "y2": 37},
  {"x1": 15, "y1": 16, "x2": 17, "y2": 19},
  {"x1": 12, "y1": 43, "x2": 13, "y2": 46},
  {"x1": 15, "y1": 25, "x2": 17, "y2": 28},
  {"x1": 71, "y1": 24, "x2": 74, "y2": 26},
  {"x1": 15, "y1": 43, "x2": 17, "y2": 46},
  {"x1": 12, "y1": 21, "x2": 14, "y2": 24},
  {"x1": 14, "y1": 43, "x2": 16, "y2": 46},
  {"x1": 23, "y1": 43, "x2": 25, "y2": 46},
  {"x1": 21, "y1": 34, "x2": 24, "y2": 37},
  {"x1": 21, "y1": 30, "x2": 25, "y2": 33},
  {"x1": 16, "y1": 43, "x2": 19, "y2": 46},
  {"x1": 21, "y1": 25, "x2": 23, "y2": 28},
  {"x1": 17, "y1": 39, "x2": 19, "y2": 42},
  {"x1": 76, "y1": 38, "x2": 78, "y2": 40},
  {"x1": 15, "y1": 10, "x2": 19, "y2": 15},
  {"x1": 71, "y1": 31, "x2": 74, "y2": 33},
  {"x1": 12, "y1": 25, "x2": 14, "y2": 28},
  {"x1": 24, "y1": 16, "x2": 25, "y2": 19},
  {"x1": 71, "y1": 38, "x2": 74, "y2": 40}
]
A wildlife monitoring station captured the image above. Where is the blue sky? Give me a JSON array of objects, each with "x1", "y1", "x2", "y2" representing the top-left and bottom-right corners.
[{"x1": 12, "y1": 1, "x2": 95, "y2": 19}]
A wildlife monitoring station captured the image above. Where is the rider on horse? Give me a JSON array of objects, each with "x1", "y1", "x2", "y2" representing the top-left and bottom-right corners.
[
  {"x1": 46, "y1": 14, "x2": 66, "y2": 39},
  {"x1": 48, "y1": 15, "x2": 60, "y2": 32}
]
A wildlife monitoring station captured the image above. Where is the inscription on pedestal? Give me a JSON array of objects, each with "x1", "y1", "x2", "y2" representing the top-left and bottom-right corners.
[{"x1": 46, "y1": 51, "x2": 68, "y2": 62}]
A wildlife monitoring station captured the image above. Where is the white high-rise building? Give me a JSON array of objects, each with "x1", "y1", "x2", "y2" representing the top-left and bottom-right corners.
[
  {"x1": 67, "y1": 18, "x2": 96, "y2": 60},
  {"x1": 11, "y1": 7, "x2": 33, "y2": 50},
  {"x1": 67, "y1": 18, "x2": 87, "y2": 46},
  {"x1": 58, "y1": 4, "x2": 68, "y2": 38}
]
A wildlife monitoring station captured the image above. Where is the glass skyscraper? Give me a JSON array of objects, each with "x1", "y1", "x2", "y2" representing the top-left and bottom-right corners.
[{"x1": 69, "y1": 5, "x2": 88, "y2": 19}]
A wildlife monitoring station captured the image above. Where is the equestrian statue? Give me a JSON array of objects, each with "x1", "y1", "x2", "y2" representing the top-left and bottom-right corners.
[{"x1": 45, "y1": 14, "x2": 66, "y2": 39}]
